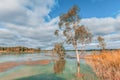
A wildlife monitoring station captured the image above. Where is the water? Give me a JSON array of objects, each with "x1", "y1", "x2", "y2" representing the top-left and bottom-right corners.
[{"x1": 0, "y1": 52, "x2": 99, "y2": 80}]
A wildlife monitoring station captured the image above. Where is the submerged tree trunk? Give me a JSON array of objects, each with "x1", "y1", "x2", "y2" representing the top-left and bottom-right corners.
[{"x1": 75, "y1": 46, "x2": 84, "y2": 78}]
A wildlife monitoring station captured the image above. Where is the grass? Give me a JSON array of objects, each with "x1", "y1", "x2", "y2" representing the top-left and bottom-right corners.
[{"x1": 86, "y1": 50, "x2": 120, "y2": 80}]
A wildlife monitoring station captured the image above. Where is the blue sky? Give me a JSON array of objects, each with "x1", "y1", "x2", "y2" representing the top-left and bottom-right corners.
[
  {"x1": 0, "y1": 0, "x2": 120, "y2": 50},
  {"x1": 49, "y1": 0, "x2": 120, "y2": 18}
]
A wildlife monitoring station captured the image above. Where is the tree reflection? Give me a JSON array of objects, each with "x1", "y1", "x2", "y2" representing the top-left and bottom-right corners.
[
  {"x1": 54, "y1": 59, "x2": 66, "y2": 74},
  {"x1": 75, "y1": 64, "x2": 85, "y2": 80}
]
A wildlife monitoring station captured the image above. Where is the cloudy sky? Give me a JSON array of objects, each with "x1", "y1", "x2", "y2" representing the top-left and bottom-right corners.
[{"x1": 0, "y1": 0, "x2": 120, "y2": 50}]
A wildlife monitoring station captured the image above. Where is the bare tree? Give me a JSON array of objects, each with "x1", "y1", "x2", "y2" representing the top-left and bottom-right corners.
[
  {"x1": 55, "y1": 5, "x2": 92, "y2": 66},
  {"x1": 97, "y1": 36, "x2": 106, "y2": 51}
]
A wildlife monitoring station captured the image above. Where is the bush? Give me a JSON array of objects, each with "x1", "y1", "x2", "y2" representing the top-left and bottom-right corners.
[{"x1": 53, "y1": 43, "x2": 66, "y2": 59}]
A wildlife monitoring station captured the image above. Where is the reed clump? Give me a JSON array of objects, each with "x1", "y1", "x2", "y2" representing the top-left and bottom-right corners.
[{"x1": 86, "y1": 50, "x2": 120, "y2": 80}]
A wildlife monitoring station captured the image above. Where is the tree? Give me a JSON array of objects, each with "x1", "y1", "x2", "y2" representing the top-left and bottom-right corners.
[
  {"x1": 55, "y1": 5, "x2": 92, "y2": 66},
  {"x1": 97, "y1": 36, "x2": 106, "y2": 51},
  {"x1": 53, "y1": 43, "x2": 66, "y2": 59}
]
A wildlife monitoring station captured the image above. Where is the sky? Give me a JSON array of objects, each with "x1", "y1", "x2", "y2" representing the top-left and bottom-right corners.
[{"x1": 0, "y1": 0, "x2": 120, "y2": 50}]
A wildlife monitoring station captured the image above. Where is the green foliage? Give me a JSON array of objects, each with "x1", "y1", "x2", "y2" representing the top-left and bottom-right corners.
[
  {"x1": 75, "y1": 25, "x2": 92, "y2": 45},
  {"x1": 54, "y1": 5, "x2": 92, "y2": 67}
]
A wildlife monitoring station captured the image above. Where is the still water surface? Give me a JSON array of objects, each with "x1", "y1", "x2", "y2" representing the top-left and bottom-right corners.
[{"x1": 0, "y1": 52, "x2": 99, "y2": 80}]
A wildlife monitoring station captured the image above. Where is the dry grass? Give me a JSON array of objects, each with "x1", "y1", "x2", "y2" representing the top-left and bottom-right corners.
[{"x1": 86, "y1": 50, "x2": 120, "y2": 80}]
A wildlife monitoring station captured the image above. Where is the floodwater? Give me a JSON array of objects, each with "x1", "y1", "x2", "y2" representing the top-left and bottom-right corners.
[{"x1": 0, "y1": 52, "x2": 99, "y2": 80}]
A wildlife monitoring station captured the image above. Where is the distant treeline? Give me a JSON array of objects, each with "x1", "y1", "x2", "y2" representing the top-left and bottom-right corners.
[
  {"x1": 41, "y1": 49, "x2": 120, "y2": 52},
  {"x1": 0, "y1": 46, "x2": 41, "y2": 53},
  {"x1": 65, "y1": 49, "x2": 120, "y2": 51}
]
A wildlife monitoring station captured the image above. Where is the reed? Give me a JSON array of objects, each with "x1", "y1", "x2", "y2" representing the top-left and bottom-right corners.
[{"x1": 86, "y1": 50, "x2": 120, "y2": 80}]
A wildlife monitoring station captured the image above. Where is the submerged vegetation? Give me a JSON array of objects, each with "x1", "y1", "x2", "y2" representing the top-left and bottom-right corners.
[
  {"x1": 53, "y1": 43, "x2": 66, "y2": 59},
  {"x1": 54, "y1": 59, "x2": 66, "y2": 74},
  {"x1": 86, "y1": 50, "x2": 120, "y2": 80},
  {"x1": 52, "y1": 43, "x2": 66, "y2": 75}
]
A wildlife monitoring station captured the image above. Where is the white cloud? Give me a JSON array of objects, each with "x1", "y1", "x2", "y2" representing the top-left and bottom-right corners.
[
  {"x1": 81, "y1": 17, "x2": 119, "y2": 35},
  {"x1": 0, "y1": 0, "x2": 59, "y2": 49},
  {"x1": 0, "y1": 0, "x2": 56, "y2": 26},
  {"x1": 0, "y1": 0, "x2": 120, "y2": 50},
  {"x1": 80, "y1": 16, "x2": 120, "y2": 49}
]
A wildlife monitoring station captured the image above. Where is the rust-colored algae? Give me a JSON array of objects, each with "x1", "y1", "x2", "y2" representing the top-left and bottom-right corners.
[{"x1": 0, "y1": 60, "x2": 51, "y2": 72}]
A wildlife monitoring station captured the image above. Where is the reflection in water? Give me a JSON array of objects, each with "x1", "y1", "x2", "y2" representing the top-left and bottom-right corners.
[
  {"x1": 53, "y1": 59, "x2": 85, "y2": 79},
  {"x1": 54, "y1": 59, "x2": 66, "y2": 74},
  {"x1": 76, "y1": 64, "x2": 85, "y2": 79},
  {"x1": 0, "y1": 53, "x2": 99, "y2": 80}
]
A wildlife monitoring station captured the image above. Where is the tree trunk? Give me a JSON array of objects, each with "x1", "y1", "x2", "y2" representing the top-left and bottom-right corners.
[
  {"x1": 75, "y1": 46, "x2": 83, "y2": 78},
  {"x1": 75, "y1": 46, "x2": 80, "y2": 66}
]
